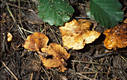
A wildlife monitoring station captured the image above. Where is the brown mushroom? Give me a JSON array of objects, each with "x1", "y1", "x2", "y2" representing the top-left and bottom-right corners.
[{"x1": 59, "y1": 19, "x2": 100, "y2": 50}]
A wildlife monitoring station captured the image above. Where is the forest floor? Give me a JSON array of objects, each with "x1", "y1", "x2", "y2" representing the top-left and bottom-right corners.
[{"x1": 0, "y1": 0, "x2": 127, "y2": 80}]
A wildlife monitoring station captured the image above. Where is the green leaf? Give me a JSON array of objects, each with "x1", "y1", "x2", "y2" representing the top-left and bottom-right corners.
[
  {"x1": 90, "y1": 0, "x2": 123, "y2": 28},
  {"x1": 38, "y1": 0, "x2": 74, "y2": 26}
]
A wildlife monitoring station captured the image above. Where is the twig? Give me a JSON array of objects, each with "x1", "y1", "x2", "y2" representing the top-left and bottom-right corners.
[
  {"x1": 79, "y1": 72, "x2": 97, "y2": 74},
  {"x1": 41, "y1": 76, "x2": 45, "y2": 80},
  {"x1": 6, "y1": 3, "x2": 26, "y2": 40},
  {"x1": 7, "y1": 2, "x2": 28, "y2": 10},
  {"x1": 20, "y1": 27, "x2": 33, "y2": 33},
  {"x1": 94, "y1": 72, "x2": 98, "y2": 79},
  {"x1": 120, "y1": 56, "x2": 127, "y2": 61},
  {"x1": 2, "y1": 61, "x2": 18, "y2": 80},
  {"x1": 92, "y1": 52, "x2": 116, "y2": 59},
  {"x1": 30, "y1": 72, "x2": 33, "y2": 80},
  {"x1": 72, "y1": 60, "x2": 99, "y2": 65},
  {"x1": 41, "y1": 66, "x2": 51, "y2": 80},
  {"x1": 76, "y1": 72, "x2": 95, "y2": 80},
  {"x1": 18, "y1": 0, "x2": 28, "y2": 37},
  {"x1": 48, "y1": 25, "x2": 60, "y2": 44}
]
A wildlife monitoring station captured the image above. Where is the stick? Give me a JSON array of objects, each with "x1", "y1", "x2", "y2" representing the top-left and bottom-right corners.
[{"x1": 2, "y1": 61, "x2": 18, "y2": 80}]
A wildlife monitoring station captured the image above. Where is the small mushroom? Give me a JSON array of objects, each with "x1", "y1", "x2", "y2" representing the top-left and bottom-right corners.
[
  {"x1": 23, "y1": 32, "x2": 49, "y2": 51},
  {"x1": 40, "y1": 43, "x2": 70, "y2": 72},
  {"x1": 7, "y1": 32, "x2": 13, "y2": 42},
  {"x1": 104, "y1": 23, "x2": 127, "y2": 49}
]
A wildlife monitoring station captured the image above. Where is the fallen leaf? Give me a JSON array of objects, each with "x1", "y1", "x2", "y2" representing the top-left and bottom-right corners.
[
  {"x1": 59, "y1": 19, "x2": 100, "y2": 50},
  {"x1": 7, "y1": 32, "x2": 13, "y2": 42},
  {"x1": 23, "y1": 32, "x2": 49, "y2": 51},
  {"x1": 40, "y1": 43, "x2": 70, "y2": 72},
  {"x1": 104, "y1": 23, "x2": 127, "y2": 49}
]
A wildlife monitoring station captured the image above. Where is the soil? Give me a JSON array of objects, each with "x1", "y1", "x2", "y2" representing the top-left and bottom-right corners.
[{"x1": 0, "y1": 0, "x2": 127, "y2": 80}]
